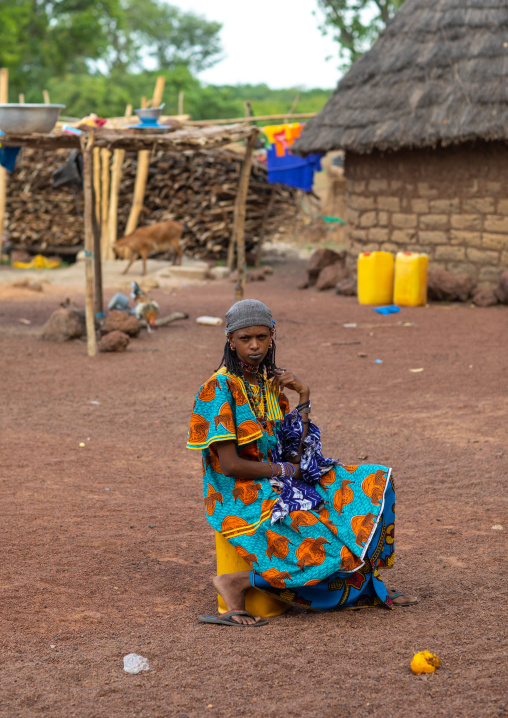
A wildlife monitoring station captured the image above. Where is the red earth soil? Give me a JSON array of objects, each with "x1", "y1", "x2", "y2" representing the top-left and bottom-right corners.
[{"x1": 1, "y1": 262, "x2": 507, "y2": 718}]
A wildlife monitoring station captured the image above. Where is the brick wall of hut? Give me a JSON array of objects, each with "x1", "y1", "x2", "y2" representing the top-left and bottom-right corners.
[{"x1": 343, "y1": 141, "x2": 508, "y2": 285}]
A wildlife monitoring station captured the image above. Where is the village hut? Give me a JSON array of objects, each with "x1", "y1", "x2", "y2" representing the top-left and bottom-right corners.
[{"x1": 295, "y1": 0, "x2": 508, "y2": 285}]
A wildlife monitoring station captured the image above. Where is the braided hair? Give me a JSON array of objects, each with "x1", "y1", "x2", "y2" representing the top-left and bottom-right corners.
[{"x1": 217, "y1": 339, "x2": 278, "y2": 378}]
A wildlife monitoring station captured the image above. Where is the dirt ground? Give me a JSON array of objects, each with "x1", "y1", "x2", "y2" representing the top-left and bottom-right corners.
[{"x1": 1, "y1": 261, "x2": 507, "y2": 718}]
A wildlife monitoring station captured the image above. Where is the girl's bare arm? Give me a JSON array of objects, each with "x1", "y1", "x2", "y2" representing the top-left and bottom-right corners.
[{"x1": 215, "y1": 441, "x2": 301, "y2": 479}]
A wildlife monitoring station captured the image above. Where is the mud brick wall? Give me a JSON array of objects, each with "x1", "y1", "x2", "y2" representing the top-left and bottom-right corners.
[{"x1": 344, "y1": 141, "x2": 508, "y2": 285}]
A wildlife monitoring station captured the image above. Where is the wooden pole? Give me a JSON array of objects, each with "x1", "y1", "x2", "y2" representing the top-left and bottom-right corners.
[
  {"x1": 93, "y1": 146, "x2": 101, "y2": 226},
  {"x1": 43, "y1": 90, "x2": 50, "y2": 104},
  {"x1": 152, "y1": 76, "x2": 165, "y2": 108},
  {"x1": 124, "y1": 76, "x2": 165, "y2": 236},
  {"x1": 80, "y1": 133, "x2": 97, "y2": 357},
  {"x1": 0, "y1": 68, "x2": 9, "y2": 260},
  {"x1": 106, "y1": 105, "x2": 131, "y2": 259},
  {"x1": 123, "y1": 152, "x2": 149, "y2": 236},
  {"x1": 284, "y1": 93, "x2": 301, "y2": 124},
  {"x1": 233, "y1": 129, "x2": 259, "y2": 302},
  {"x1": 91, "y1": 151, "x2": 104, "y2": 318},
  {"x1": 0, "y1": 69, "x2": 7, "y2": 102},
  {"x1": 92, "y1": 207, "x2": 103, "y2": 318},
  {"x1": 178, "y1": 91, "x2": 184, "y2": 116},
  {"x1": 18, "y1": 93, "x2": 25, "y2": 103},
  {"x1": 100, "y1": 148, "x2": 111, "y2": 259},
  {"x1": 288, "y1": 93, "x2": 301, "y2": 116},
  {"x1": 254, "y1": 185, "x2": 276, "y2": 268},
  {"x1": 188, "y1": 112, "x2": 317, "y2": 126}
]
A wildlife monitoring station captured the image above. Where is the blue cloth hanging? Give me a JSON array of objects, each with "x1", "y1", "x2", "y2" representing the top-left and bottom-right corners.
[
  {"x1": 0, "y1": 131, "x2": 21, "y2": 172},
  {"x1": 266, "y1": 145, "x2": 323, "y2": 192}
]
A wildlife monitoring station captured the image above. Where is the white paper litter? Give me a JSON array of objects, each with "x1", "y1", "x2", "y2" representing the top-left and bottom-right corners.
[
  {"x1": 196, "y1": 316, "x2": 223, "y2": 326},
  {"x1": 123, "y1": 653, "x2": 150, "y2": 674}
]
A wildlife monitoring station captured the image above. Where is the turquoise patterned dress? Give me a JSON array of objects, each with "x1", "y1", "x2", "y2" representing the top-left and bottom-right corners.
[{"x1": 188, "y1": 368, "x2": 396, "y2": 610}]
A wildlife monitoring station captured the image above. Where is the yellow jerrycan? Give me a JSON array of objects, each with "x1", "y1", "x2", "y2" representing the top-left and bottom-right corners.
[
  {"x1": 357, "y1": 251, "x2": 394, "y2": 305},
  {"x1": 394, "y1": 251, "x2": 429, "y2": 306},
  {"x1": 215, "y1": 531, "x2": 290, "y2": 617}
]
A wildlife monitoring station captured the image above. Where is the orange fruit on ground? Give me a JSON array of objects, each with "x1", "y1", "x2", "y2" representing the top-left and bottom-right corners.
[{"x1": 410, "y1": 651, "x2": 441, "y2": 675}]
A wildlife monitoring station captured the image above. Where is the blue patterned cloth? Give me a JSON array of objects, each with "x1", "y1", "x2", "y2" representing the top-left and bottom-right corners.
[{"x1": 270, "y1": 409, "x2": 340, "y2": 523}]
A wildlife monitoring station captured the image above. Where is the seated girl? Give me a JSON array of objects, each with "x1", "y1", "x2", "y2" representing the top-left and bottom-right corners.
[{"x1": 187, "y1": 299, "x2": 417, "y2": 626}]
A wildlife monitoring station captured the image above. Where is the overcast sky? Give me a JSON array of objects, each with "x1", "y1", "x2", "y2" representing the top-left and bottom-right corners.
[{"x1": 174, "y1": 0, "x2": 341, "y2": 89}]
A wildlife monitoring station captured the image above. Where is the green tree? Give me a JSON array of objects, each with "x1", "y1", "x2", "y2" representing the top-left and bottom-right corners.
[
  {"x1": 92, "y1": 0, "x2": 222, "y2": 75},
  {"x1": 136, "y1": 2, "x2": 222, "y2": 74},
  {"x1": 316, "y1": 0, "x2": 405, "y2": 68},
  {"x1": 0, "y1": 0, "x2": 118, "y2": 98},
  {"x1": 0, "y1": 0, "x2": 330, "y2": 121},
  {"x1": 44, "y1": 70, "x2": 332, "y2": 122},
  {"x1": 46, "y1": 66, "x2": 201, "y2": 117},
  {"x1": 0, "y1": 0, "x2": 222, "y2": 100}
]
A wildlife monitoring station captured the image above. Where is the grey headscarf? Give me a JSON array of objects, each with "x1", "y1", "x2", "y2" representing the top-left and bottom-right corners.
[{"x1": 225, "y1": 299, "x2": 274, "y2": 335}]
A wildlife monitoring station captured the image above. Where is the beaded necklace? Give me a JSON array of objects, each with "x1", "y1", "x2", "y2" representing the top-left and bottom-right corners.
[
  {"x1": 238, "y1": 359, "x2": 262, "y2": 376},
  {"x1": 242, "y1": 375, "x2": 268, "y2": 429}
]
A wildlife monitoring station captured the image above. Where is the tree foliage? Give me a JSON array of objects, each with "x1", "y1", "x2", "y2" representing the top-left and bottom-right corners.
[
  {"x1": 0, "y1": 0, "x2": 116, "y2": 93},
  {"x1": 0, "y1": 0, "x2": 332, "y2": 121},
  {"x1": 316, "y1": 0, "x2": 405, "y2": 68},
  {"x1": 100, "y1": 0, "x2": 222, "y2": 75},
  {"x1": 0, "y1": 0, "x2": 223, "y2": 99},
  {"x1": 45, "y1": 68, "x2": 332, "y2": 121}
]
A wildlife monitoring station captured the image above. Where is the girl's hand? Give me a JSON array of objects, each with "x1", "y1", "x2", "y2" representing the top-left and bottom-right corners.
[{"x1": 270, "y1": 369, "x2": 309, "y2": 400}]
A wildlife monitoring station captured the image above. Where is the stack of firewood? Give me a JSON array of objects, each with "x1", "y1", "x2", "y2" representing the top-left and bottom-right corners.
[
  {"x1": 5, "y1": 147, "x2": 301, "y2": 258},
  {"x1": 5, "y1": 149, "x2": 83, "y2": 251}
]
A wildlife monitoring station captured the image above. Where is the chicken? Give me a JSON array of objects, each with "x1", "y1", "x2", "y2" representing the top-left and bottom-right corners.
[{"x1": 130, "y1": 282, "x2": 160, "y2": 330}]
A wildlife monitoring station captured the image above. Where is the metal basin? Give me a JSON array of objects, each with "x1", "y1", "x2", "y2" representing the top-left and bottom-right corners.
[
  {"x1": 0, "y1": 104, "x2": 66, "y2": 134},
  {"x1": 134, "y1": 106, "x2": 164, "y2": 123}
]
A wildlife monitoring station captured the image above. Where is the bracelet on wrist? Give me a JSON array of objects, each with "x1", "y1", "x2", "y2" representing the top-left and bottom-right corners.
[
  {"x1": 296, "y1": 400, "x2": 311, "y2": 414},
  {"x1": 284, "y1": 462, "x2": 295, "y2": 478}
]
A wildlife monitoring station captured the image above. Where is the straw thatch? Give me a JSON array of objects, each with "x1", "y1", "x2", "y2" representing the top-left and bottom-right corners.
[{"x1": 294, "y1": 0, "x2": 508, "y2": 155}]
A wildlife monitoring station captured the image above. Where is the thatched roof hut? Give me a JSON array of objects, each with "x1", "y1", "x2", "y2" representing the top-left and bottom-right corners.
[
  {"x1": 295, "y1": 0, "x2": 508, "y2": 155},
  {"x1": 294, "y1": 0, "x2": 508, "y2": 287}
]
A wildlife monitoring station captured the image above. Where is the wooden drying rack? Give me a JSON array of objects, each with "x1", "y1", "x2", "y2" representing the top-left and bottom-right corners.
[{"x1": 0, "y1": 123, "x2": 259, "y2": 356}]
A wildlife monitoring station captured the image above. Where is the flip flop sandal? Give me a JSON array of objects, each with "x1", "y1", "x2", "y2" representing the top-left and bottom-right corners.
[
  {"x1": 388, "y1": 591, "x2": 419, "y2": 607},
  {"x1": 198, "y1": 609, "x2": 269, "y2": 627}
]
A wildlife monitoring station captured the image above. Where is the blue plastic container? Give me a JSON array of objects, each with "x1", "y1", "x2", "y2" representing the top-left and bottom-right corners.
[{"x1": 266, "y1": 146, "x2": 323, "y2": 191}]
